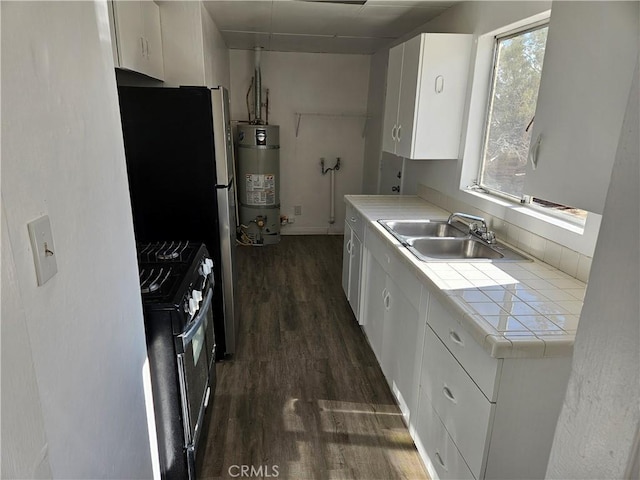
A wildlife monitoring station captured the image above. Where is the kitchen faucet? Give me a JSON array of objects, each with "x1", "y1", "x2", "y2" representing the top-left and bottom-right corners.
[{"x1": 447, "y1": 212, "x2": 496, "y2": 244}]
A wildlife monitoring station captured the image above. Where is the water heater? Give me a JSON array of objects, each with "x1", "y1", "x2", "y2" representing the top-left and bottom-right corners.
[{"x1": 237, "y1": 124, "x2": 281, "y2": 245}]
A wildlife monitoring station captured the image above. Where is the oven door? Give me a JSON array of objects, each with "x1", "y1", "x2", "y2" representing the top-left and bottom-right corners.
[{"x1": 176, "y1": 286, "x2": 214, "y2": 452}]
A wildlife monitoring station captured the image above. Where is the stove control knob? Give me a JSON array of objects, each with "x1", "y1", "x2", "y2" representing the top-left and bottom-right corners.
[
  {"x1": 201, "y1": 262, "x2": 211, "y2": 276},
  {"x1": 188, "y1": 298, "x2": 198, "y2": 316},
  {"x1": 192, "y1": 290, "x2": 203, "y2": 303}
]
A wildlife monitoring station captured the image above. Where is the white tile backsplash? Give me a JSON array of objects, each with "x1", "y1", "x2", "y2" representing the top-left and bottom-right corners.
[
  {"x1": 576, "y1": 254, "x2": 592, "y2": 283},
  {"x1": 559, "y1": 247, "x2": 580, "y2": 278},
  {"x1": 417, "y1": 184, "x2": 593, "y2": 281},
  {"x1": 543, "y1": 241, "x2": 563, "y2": 267}
]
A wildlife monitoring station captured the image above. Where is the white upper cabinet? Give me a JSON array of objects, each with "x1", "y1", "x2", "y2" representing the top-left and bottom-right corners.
[
  {"x1": 382, "y1": 33, "x2": 472, "y2": 160},
  {"x1": 141, "y1": 1, "x2": 164, "y2": 80},
  {"x1": 524, "y1": 1, "x2": 638, "y2": 215},
  {"x1": 109, "y1": 1, "x2": 165, "y2": 81},
  {"x1": 382, "y1": 43, "x2": 403, "y2": 154}
]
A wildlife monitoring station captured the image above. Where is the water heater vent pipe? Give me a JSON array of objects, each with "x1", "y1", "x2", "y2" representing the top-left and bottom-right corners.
[
  {"x1": 253, "y1": 47, "x2": 263, "y2": 124},
  {"x1": 321, "y1": 157, "x2": 341, "y2": 224}
]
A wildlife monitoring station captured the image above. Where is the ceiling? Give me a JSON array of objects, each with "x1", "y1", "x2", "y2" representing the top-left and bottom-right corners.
[{"x1": 202, "y1": 0, "x2": 458, "y2": 55}]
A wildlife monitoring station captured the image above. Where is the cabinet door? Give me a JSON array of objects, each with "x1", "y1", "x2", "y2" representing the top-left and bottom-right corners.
[
  {"x1": 112, "y1": 1, "x2": 145, "y2": 74},
  {"x1": 341, "y1": 223, "x2": 352, "y2": 299},
  {"x1": 141, "y1": 0, "x2": 164, "y2": 80},
  {"x1": 414, "y1": 391, "x2": 475, "y2": 480},
  {"x1": 382, "y1": 43, "x2": 403, "y2": 154},
  {"x1": 395, "y1": 34, "x2": 422, "y2": 159},
  {"x1": 413, "y1": 34, "x2": 472, "y2": 159},
  {"x1": 348, "y1": 233, "x2": 362, "y2": 320},
  {"x1": 362, "y1": 252, "x2": 386, "y2": 363},
  {"x1": 380, "y1": 275, "x2": 422, "y2": 422},
  {"x1": 524, "y1": 1, "x2": 638, "y2": 214}
]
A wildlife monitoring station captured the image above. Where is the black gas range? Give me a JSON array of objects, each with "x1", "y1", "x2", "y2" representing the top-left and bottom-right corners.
[{"x1": 137, "y1": 241, "x2": 216, "y2": 480}]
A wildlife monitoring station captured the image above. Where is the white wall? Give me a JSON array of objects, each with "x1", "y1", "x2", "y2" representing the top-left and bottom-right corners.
[
  {"x1": 229, "y1": 50, "x2": 370, "y2": 234},
  {"x1": 545, "y1": 61, "x2": 639, "y2": 480},
  {"x1": 157, "y1": 1, "x2": 230, "y2": 89},
  {"x1": 1, "y1": 2, "x2": 154, "y2": 478}
]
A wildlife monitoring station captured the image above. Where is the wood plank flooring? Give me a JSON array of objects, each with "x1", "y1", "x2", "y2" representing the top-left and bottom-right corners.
[{"x1": 198, "y1": 236, "x2": 429, "y2": 480}]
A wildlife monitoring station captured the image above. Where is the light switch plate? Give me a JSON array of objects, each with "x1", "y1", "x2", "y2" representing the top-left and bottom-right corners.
[{"x1": 27, "y1": 215, "x2": 58, "y2": 286}]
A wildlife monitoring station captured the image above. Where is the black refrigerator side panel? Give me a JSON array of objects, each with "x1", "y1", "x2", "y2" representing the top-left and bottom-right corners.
[{"x1": 118, "y1": 86, "x2": 227, "y2": 355}]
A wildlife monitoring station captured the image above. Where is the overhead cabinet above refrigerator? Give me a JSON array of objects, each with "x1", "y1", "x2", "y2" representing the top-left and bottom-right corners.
[
  {"x1": 108, "y1": 0, "x2": 165, "y2": 80},
  {"x1": 382, "y1": 33, "x2": 472, "y2": 160}
]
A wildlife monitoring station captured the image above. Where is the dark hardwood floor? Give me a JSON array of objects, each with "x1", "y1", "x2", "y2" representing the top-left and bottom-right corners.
[{"x1": 198, "y1": 235, "x2": 428, "y2": 480}]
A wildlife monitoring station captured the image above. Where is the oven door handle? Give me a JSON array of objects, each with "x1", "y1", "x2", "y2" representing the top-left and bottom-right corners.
[{"x1": 179, "y1": 288, "x2": 213, "y2": 346}]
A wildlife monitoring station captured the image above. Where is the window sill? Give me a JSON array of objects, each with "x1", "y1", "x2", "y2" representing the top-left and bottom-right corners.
[{"x1": 462, "y1": 188, "x2": 586, "y2": 235}]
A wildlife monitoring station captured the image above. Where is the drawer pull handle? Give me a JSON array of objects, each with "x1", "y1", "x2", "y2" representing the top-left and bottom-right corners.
[
  {"x1": 384, "y1": 292, "x2": 391, "y2": 310},
  {"x1": 435, "y1": 451, "x2": 447, "y2": 470},
  {"x1": 351, "y1": 216, "x2": 357, "y2": 222},
  {"x1": 346, "y1": 239, "x2": 352, "y2": 254},
  {"x1": 443, "y1": 385, "x2": 457, "y2": 403},
  {"x1": 449, "y1": 330, "x2": 464, "y2": 346}
]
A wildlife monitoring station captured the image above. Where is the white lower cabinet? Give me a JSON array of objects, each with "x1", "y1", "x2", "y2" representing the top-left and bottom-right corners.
[
  {"x1": 415, "y1": 292, "x2": 572, "y2": 480},
  {"x1": 380, "y1": 273, "x2": 422, "y2": 421},
  {"x1": 361, "y1": 253, "x2": 386, "y2": 362},
  {"x1": 414, "y1": 391, "x2": 475, "y2": 480},
  {"x1": 360, "y1": 225, "x2": 424, "y2": 423},
  {"x1": 342, "y1": 204, "x2": 365, "y2": 321},
  {"x1": 422, "y1": 327, "x2": 493, "y2": 479},
  {"x1": 342, "y1": 220, "x2": 363, "y2": 320},
  {"x1": 351, "y1": 203, "x2": 572, "y2": 479}
]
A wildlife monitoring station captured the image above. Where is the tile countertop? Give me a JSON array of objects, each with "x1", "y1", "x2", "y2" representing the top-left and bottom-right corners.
[{"x1": 346, "y1": 195, "x2": 586, "y2": 359}]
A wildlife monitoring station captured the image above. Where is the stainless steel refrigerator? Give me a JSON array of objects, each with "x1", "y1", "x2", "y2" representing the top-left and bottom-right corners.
[
  {"x1": 211, "y1": 86, "x2": 238, "y2": 355},
  {"x1": 118, "y1": 85, "x2": 238, "y2": 357}
]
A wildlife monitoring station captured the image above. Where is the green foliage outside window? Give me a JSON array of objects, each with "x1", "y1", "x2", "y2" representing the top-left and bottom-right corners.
[{"x1": 480, "y1": 25, "x2": 548, "y2": 198}]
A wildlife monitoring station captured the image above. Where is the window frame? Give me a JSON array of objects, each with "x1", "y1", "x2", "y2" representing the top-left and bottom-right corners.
[{"x1": 477, "y1": 19, "x2": 550, "y2": 203}]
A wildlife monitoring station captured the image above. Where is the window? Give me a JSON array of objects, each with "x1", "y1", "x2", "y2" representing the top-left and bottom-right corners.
[{"x1": 479, "y1": 24, "x2": 548, "y2": 199}]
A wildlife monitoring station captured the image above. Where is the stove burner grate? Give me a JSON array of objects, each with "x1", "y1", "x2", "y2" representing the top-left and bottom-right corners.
[
  {"x1": 138, "y1": 241, "x2": 191, "y2": 263},
  {"x1": 139, "y1": 266, "x2": 172, "y2": 294}
]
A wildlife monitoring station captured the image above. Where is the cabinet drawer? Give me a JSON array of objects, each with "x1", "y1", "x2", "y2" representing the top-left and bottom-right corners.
[
  {"x1": 422, "y1": 327, "x2": 493, "y2": 479},
  {"x1": 428, "y1": 294, "x2": 501, "y2": 401},
  {"x1": 365, "y1": 226, "x2": 421, "y2": 311},
  {"x1": 345, "y1": 203, "x2": 365, "y2": 240},
  {"x1": 414, "y1": 392, "x2": 475, "y2": 480}
]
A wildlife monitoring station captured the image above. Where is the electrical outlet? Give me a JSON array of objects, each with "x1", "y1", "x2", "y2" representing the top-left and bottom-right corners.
[
  {"x1": 294, "y1": 205, "x2": 302, "y2": 216},
  {"x1": 27, "y1": 215, "x2": 58, "y2": 286}
]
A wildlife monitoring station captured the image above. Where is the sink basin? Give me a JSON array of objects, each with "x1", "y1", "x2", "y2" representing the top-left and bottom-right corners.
[
  {"x1": 407, "y1": 237, "x2": 503, "y2": 261},
  {"x1": 406, "y1": 237, "x2": 532, "y2": 262},
  {"x1": 378, "y1": 218, "x2": 532, "y2": 262},
  {"x1": 379, "y1": 219, "x2": 467, "y2": 239}
]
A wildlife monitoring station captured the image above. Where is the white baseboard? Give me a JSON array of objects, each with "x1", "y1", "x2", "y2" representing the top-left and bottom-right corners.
[{"x1": 281, "y1": 226, "x2": 344, "y2": 235}]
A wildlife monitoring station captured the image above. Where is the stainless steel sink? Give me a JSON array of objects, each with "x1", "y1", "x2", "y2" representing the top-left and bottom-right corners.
[
  {"x1": 378, "y1": 219, "x2": 467, "y2": 240},
  {"x1": 406, "y1": 237, "x2": 531, "y2": 262},
  {"x1": 378, "y1": 218, "x2": 532, "y2": 262},
  {"x1": 407, "y1": 237, "x2": 503, "y2": 261}
]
